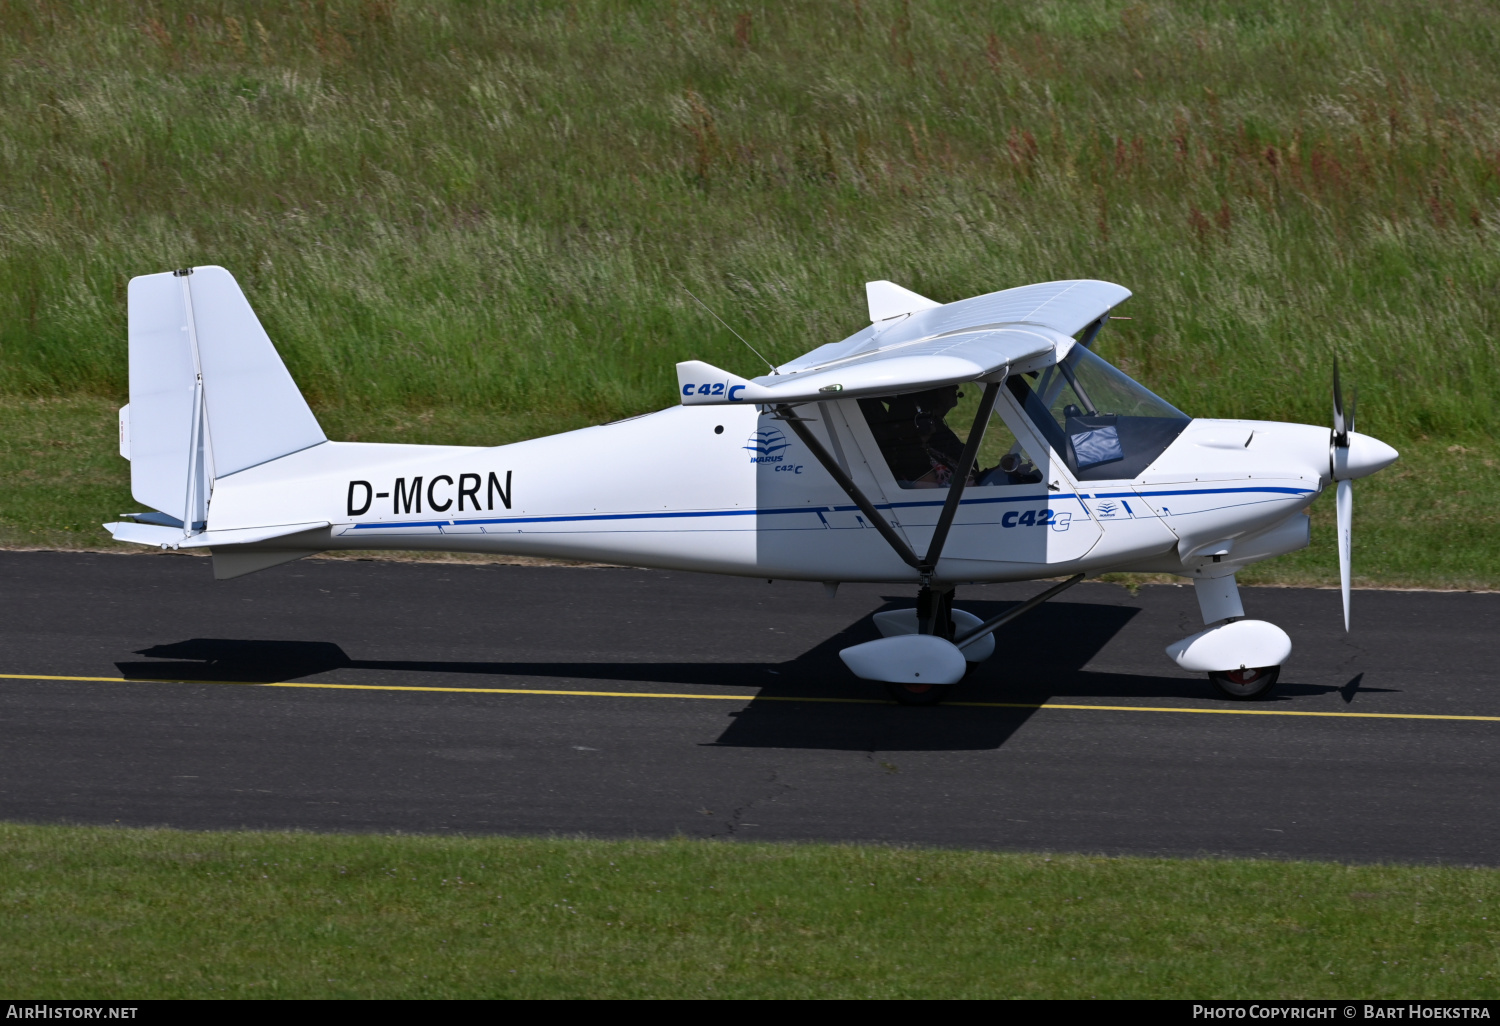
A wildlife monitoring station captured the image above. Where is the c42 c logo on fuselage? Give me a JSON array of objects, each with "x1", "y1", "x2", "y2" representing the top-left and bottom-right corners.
[
  {"x1": 1001, "y1": 508, "x2": 1072, "y2": 532},
  {"x1": 682, "y1": 382, "x2": 747, "y2": 401}
]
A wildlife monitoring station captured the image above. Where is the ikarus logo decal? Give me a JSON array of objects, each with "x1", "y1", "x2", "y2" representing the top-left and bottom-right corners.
[
  {"x1": 1089, "y1": 497, "x2": 1136, "y2": 521},
  {"x1": 745, "y1": 427, "x2": 789, "y2": 462},
  {"x1": 745, "y1": 427, "x2": 803, "y2": 474}
]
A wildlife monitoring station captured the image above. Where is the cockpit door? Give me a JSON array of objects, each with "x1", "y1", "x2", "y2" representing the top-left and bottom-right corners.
[
  {"x1": 935, "y1": 390, "x2": 1104, "y2": 565},
  {"x1": 838, "y1": 387, "x2": 1103, "y2": 567}
]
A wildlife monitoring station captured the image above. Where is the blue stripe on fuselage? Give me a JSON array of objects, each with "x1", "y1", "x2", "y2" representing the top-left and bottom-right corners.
[{"x1": 347, "y1": 484, "x2": 1313, "y2": 531}]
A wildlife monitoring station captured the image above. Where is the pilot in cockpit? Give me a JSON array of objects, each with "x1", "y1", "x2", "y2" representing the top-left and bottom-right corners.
[
  {"x1": 860, "y1": 386, "x2": 967, "y2": 488},
  {"x1": 862, "y1": 385, "x2": 1042, "y2": 488}
]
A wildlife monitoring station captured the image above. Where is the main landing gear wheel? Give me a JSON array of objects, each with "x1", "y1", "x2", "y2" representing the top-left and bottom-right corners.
[
  {"x1": 883, "y1": 680, "x2": 953, "y2": 706},
  {"x1": 1209, "y1": 665, "x2": 1280, "y2": 701}
]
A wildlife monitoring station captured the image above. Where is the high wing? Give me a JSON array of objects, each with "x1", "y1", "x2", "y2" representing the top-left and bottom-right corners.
[
  {"x1": 677, "y1": 278, "x2": 1130, "y2": 406},
  {"x1": 677, "y1": 327, "x2": 1061, "y2": 406}
]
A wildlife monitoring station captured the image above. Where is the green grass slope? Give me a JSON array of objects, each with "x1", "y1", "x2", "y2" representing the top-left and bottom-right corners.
[
  {"x1": 1, "y1": 1, "x2": 1497, "y2": 583},
  {"x1": 3, "y1": 824, "x2": 1499, "y2": 999}
]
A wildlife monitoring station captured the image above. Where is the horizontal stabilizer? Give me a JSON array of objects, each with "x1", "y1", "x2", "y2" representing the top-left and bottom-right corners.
[
  {"x1": 186, "y1": 522, "x2": 331, "y2": 548},
  {"x1": 103, "y1": 522, "x2": 186, "y2": 548},
  {"x1": 104, "y1": 520, "x2": 329, "y2": 550}
]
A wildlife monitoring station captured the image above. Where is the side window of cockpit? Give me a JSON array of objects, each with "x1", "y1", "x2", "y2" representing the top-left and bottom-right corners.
[
  {"x1": 857, "y1": 386, "x2": 1042, "y2": 490},
  {"x1": 953, "y1": 384, "x2": 1043, "y2": 486}
]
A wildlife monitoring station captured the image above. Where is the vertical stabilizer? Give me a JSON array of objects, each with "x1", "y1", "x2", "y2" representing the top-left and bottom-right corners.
[{"x1": 126, "y1": 266, "x2": 326, "y2": 527}]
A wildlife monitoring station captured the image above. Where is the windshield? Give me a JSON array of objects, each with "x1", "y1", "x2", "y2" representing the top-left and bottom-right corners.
[{"x1": 1007, "y1": 347, "x2": 1190, "y2": 481}]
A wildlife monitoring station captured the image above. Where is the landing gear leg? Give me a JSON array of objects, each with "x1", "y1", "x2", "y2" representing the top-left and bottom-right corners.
[{"x1": 914, "y1": 584, "x2": 956, "y2": 640}]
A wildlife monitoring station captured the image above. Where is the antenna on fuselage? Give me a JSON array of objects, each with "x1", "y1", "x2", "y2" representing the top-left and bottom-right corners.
[{"x1": 681, "y1": 286, "x2": 778, "y2": 375}]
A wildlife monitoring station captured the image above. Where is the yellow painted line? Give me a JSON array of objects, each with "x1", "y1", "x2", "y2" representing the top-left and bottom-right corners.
[
  {"x1": 266, "y1": 680, "x2": 879, "y2": 703},
  {"x1": 2, "y1": 673, "x2": 127, "y2": 683},
  {"x1": 0, "y1": 672, "x2": 864, "y2": 704},
  {"x1": 3, "y1": 672, "x2": 1498, "y2": 722},
  {"x1": 949, "y1": 701, "x2": 1500, "y2": 722}
]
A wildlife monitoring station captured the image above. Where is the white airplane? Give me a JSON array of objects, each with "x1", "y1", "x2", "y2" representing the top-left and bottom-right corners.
[{"x1": 107, "y1": 266, "x2": 1398, "y2": 705}]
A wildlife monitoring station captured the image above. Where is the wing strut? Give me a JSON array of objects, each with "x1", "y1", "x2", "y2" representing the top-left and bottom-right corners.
[
  {"x1": 1077, "y1": 313, "x2": 1109, "y2": 350},
  {"x1": 922, "y1": 381, "x2": 1001, "y2": 571},
  {"x1": 775, "y1": 378, "x2": 1003, "y2": 635}
]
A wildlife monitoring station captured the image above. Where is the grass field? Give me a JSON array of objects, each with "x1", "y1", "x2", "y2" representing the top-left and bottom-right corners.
[
  {"x1": 1, "y1": 822, "x2": 1497, "y2": 999},
  {"x1": 2, "y1": 0, "x2": 1498, "y2": 580}
]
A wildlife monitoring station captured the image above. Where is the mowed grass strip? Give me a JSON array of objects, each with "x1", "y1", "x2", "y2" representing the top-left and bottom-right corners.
[{"x1": 2, "y1": 823, "x2": 1498, "y2": 999}]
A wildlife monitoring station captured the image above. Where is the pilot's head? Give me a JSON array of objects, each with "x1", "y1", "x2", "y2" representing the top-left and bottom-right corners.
[{"x1": 912, "y1": 386, "x2": 960, "y2": 437}]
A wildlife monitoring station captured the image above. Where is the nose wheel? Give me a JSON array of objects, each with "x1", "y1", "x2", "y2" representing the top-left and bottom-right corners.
[{"x1": 1209, "y1": 665, "x2": 1280, "y2": 701}]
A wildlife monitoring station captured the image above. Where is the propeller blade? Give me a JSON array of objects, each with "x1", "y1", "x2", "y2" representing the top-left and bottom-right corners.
[
  {"x1": 1348, "y1": 385, "x2": 1357, "y2": 436},
  {"x1": 1337, "y1": 478, "x2": 1353, "y2": 631},
  {"x1": 1332, "y1": 358, "x2": 1347, "y2": 447}
]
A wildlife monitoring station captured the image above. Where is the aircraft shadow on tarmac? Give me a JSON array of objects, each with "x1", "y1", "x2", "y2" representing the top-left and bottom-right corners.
[
  {"x1": 706, "y1": 600, "x2": 1387, "y2": 751},
  {"x1": 117, "y1": 599, "x2": 1382, "y2": 753}
]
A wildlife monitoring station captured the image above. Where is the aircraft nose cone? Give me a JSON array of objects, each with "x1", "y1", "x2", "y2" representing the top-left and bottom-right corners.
[{"x1": 1333, "y1": 432, "x2": 1400, "y2": 480}]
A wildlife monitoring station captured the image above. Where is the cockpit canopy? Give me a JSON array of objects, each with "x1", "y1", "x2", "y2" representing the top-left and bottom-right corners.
[
  {"x1": 858, "y1": 348, "x2": 1190, "y2": 487},
  {"x1": 1009, "y1": 347, "x2": 1189, "y2": 481}
]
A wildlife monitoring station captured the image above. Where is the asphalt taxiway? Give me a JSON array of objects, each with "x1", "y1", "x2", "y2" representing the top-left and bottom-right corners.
[{"x1": 2, "y1": 550, "x2": 1497, "y2": 863}]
